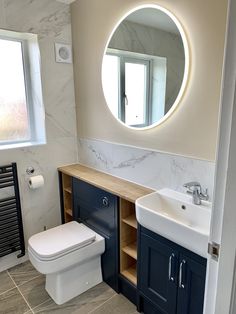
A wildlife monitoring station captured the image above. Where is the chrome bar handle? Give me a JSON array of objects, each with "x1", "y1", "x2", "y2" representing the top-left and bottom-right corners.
[
  {"x1": 168, "y1": 253, "x2": 175, "y2": 282},
  {"x1": 124, "y1": 94, "x2": 128, "y2": 106},
  {"x1": 179, "y1": 260, "x2": 186, "y2": 289}
]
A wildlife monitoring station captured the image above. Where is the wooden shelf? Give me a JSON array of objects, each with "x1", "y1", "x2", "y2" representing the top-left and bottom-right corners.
[
  {"x1": 122, "y1": 214, "x2": 137, "y2": 229},
  {"x1": 58, "y1": 164, "x2": 154, "y2": 204},
  {"x1": 62, "y1": 174, "x2": 72, "y2": 223},
  {"x1": 65, "y1": 208, "x2": 72, "y2": 217},
  {"x1": 64, "y1": 187, "x2": 72, "y2": 194},
  {"x1": 119, "y1": 198, "x2": 138, "y2": 286},
  {"x1": 122, "y1": 242, "x2": 137, "y2": 260},
  {"x1": 121, "y1": 264, "x2": 137, "y2": 285}
]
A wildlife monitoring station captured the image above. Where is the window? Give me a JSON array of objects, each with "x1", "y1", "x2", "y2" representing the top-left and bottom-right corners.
[{"x1": 0, "y1": 29, "x2": 46, "y2": 149}]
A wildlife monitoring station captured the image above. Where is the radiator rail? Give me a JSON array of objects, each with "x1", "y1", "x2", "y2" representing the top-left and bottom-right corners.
[{"x1": 0, "y1": 163, "x2": 25, "y2": 258}]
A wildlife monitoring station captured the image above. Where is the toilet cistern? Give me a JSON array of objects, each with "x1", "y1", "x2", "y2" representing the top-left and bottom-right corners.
[{"x1": 183, "y1": 182, "x2": 209, "y2": 205}]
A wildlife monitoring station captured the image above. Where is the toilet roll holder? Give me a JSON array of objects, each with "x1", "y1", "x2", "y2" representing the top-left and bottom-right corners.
[{"x1": 26, "y1": 167, "x2": 35, "y2": 175}]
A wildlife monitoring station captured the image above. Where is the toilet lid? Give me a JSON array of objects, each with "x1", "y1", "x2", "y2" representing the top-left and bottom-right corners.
[{"x1": 28, "y1": 221, "x2": 96, "y2": 261}]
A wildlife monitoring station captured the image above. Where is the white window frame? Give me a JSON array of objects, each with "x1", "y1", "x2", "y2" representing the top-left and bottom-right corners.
[
  {"x1": 107, "y1": 49, "x2": 152, "y2": 127},
  {"x1": 105, "y1": 48, "x2": 167, "y2": 128},
  {"x1": 0, "y1": 29, "x2": 46, "y2": 150}
]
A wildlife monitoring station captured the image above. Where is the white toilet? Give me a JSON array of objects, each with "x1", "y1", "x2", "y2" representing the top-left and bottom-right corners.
[{"x1": 28, "y1": 221, "x2": 105, "y2": 305}]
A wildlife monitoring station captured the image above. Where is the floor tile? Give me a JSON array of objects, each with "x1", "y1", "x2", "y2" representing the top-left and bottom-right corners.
[
  {"x1": 91, "y1": 294, "x2": 138, "y2": 314},
  {"x1": 18, "y1": 275, "x2": 50, "y2": 309},
  {"x1": 0, "y1": 287, "x2": 30, "y2": 314},
  {"x1": 0, "y1": 271, "x2": 15, "y2": 295},
  {"x1": 8, "y1": 261, "x2": 40, "y2": 286},
  {"x1": 33, "y1": 282, "x2": 116, "y2": 314}
]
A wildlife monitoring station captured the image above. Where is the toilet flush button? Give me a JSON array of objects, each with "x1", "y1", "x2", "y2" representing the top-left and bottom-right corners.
[{"x1": 102, "y1": 197, "x2": 109, "y2": 207}]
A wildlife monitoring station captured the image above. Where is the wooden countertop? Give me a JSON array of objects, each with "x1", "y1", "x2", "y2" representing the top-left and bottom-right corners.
[{"x1": 58, "y1": 164, "x2": 154, "y2": 203}]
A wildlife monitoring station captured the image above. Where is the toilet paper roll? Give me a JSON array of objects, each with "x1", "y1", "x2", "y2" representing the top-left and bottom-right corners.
[{"x1": 28, "y1": 175, "x2": 44, "y2": 189}]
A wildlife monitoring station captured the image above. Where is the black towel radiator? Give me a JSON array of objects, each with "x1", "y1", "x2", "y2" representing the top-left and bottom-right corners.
[{"x1": 0, "y1": 163, "x2": 25, "y2": 258}]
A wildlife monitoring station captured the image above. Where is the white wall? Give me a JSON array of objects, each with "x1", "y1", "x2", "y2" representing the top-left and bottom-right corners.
[
  {"x1": 0, "y1": 0, "x2": 78, "y2": 271},
  {"x1": 71, "y1": 0, "x2": 228, "y2": 161}
]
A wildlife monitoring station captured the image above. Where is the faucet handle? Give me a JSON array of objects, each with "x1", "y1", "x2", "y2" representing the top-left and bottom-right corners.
[
  {"x1": 183, "y1": 182, "x2": 201, "y2": 190},
  {"x1": 200, "y1": 188, "x2": 209, "y2": 200}
]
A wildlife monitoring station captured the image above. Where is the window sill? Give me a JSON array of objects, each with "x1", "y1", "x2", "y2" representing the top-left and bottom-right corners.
[{"x1": 0, "y1": 140, "x2": 46, "y2": 151}]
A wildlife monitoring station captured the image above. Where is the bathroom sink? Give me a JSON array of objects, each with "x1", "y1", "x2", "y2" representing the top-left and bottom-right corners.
[{"x1": 135, "y1": 188, "x2": 211, "y2": 257}]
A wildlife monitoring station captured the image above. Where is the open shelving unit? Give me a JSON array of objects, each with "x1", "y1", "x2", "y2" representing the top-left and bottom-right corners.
[
  {"x1": 61, "y1": 174, "x2": 73, "y2": 223},
  {"x1": 120, "y1": 198, "x2": 137, "y2": 286}
]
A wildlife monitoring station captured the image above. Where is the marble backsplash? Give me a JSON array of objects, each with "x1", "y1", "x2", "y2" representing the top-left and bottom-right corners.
[
  {"x1": 0, "y1": 0, "x2": 78, "y2": 271},
  {"x1": 78, "y1": 138, "x2": 215, "y2": 200}
]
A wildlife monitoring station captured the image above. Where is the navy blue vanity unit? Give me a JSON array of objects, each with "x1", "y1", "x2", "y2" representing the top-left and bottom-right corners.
[
  {"x1": 138, "y1": 226, "x2": 207, "y2": 314},
  {"x1": 58, "y1": 164, "x2": 207, "y2": 314}
]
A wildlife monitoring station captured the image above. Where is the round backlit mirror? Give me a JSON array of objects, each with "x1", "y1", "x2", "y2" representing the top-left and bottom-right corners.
[{"x1": 102, "y1": 5, "x2": 189, "y2": 129}]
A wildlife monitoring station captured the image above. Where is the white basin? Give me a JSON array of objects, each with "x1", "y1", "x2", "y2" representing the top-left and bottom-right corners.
[{"x1": 135, "y1": 188, "x2": 211, "y2": 257}]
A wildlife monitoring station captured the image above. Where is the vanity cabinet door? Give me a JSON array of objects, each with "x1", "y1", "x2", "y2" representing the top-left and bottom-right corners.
[
  {"x1": 72, "y1": 178, "x2": 119, "y2": 292},
  {"x1": 139, "y1": 232, "x2": 178, "y2": 314},
  {"x1": 176, "y1": 254, "x2": 207, "y2": 314},
  {"x1": 138, "y1": 226, "x2": 207, "y2": 314}
]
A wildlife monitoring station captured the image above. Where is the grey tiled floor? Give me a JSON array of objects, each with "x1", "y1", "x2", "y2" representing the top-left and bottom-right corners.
[{"x1": 0, "y1": 261, "x2": 139, "y2": 314}]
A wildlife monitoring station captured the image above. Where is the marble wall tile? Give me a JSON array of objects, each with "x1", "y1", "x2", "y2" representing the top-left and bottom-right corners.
[
  {"x1": 38, "y1": 37, "x2": 77, "y2": 140},
  {"x1": 0, "y1": 0, "x2": 78, "y2": 271},
  {"x1": 18, "y1": 137, "x2": 78, "y2": 241},
  {"x1": 78, "y1": 138, "x2": 215, "y2": 201},
  {"x1": 4, "y1": 0, "x2": 70, "y2": 38}
]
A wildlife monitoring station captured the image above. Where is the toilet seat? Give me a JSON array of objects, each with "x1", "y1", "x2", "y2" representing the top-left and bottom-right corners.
[{"x1": 28, "y1": 221, "x2": 96, "y2": 261}]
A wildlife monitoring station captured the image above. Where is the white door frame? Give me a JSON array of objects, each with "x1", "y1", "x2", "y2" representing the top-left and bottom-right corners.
[{"x1": 204, "y1": 0, "x2": 236, "y2": 312}]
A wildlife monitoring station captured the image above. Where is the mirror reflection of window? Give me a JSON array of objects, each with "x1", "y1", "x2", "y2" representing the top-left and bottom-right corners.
[
  {"x1": 124, "y1": 60, "x2": 148, "y2": 126},
  {"x1": 103, "y1": 50, "x2": 167, "y2": 127},
  {"x1": 102, "y1": 54, "x2": 119, "y2": 118}
]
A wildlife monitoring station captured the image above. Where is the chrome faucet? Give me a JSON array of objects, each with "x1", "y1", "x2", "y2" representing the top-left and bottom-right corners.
[{"x1": 183, "y1": 182, "x2": 209, "y2": 205}]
